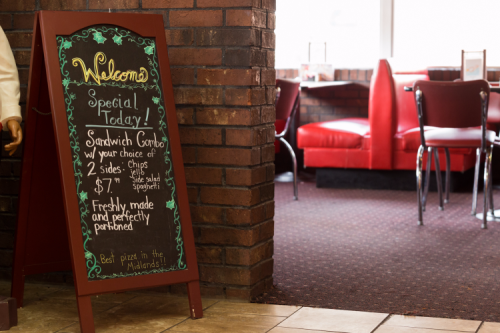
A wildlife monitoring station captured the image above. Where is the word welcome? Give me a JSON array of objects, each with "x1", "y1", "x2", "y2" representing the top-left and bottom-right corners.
[{"x1": 73, "y1": 52, "x2": 148, "y2": 85}]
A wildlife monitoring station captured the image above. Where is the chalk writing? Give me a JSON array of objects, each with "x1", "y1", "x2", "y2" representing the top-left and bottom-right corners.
[{"x1": 57, "y1": 25, "x2": 186, "y2": 281}]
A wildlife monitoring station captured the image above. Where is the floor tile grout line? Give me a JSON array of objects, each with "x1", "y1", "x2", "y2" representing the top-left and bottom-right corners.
[
  {"x1": 381, "y1": 324, "x2": 481, "y2": 333},
  {"x1": 107, "y1": 294, "x2": 140, "y2": 308},
  {"x1": 370, "y1": 313, "x2": 393, "y2": 333},
  {"x1": 160, "y1": 317, "x2": 191, "y2": 332},
  {"x1": 264, "y1": 306, "x2": 303, "y2": 333},
  {"x1": 52, "y1": 321, "x2": 80, "y2": 332},
  {"x1": 475, "y1": 321, "x2": 484, "y2": 333},
  {"x1": 203, "y1": 299, "x2": 221, "y2": 311},
  {"x1": 160, "y1": 300, "x2": 222, "y2": 332}
]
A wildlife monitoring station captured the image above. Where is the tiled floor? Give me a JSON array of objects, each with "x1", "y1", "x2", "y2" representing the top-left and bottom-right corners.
[{"x1": 2, "y1": 281, "x2": 498, "y2": 332}]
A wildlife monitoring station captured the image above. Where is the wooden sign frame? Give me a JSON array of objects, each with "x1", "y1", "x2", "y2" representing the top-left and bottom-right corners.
[{"x1": 11, "y1": 11, "x2": 202, "y2": 332}]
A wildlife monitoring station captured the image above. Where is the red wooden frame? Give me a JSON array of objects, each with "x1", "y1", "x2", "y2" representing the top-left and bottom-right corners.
[{"x1": 11, "y1": 11, "x2": 202, "y2": 333}]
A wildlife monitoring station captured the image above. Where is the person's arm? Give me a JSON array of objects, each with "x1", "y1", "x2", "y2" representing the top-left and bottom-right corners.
[{"x1": 0, "y1": 26, "x2": 22, "y2": 129}]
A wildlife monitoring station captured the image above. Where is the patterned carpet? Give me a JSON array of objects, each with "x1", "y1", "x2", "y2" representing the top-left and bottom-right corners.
[{"x1": 255, "y1": 179, "x2": 500, "y2": 321}]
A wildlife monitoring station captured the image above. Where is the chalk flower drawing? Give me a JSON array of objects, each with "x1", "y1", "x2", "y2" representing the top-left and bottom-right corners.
[
  {"x1": 93, "y1": 31, "x2": 107, "y2": 44},
  {"x1": 166, "y1": 200, "x2": 175, "y2": 210},
  {"x1": 63, "y1": 40, "x2": 72, "y2": 49},
  {"x1": 57, "y1": 26, "x2": 186, "y2": 280},
  {"x1": 112, "y1": 35, "x2": 123, "y2": 45},
  {"x1": 79, "y1": 191, "x2": 88, "y2": 202},
  {"x1": 144, "y1": 44, "x2": 154, "y2": 55},
  {"x1": 152, "y1": 96, "x2": 160, "y2": 104}
]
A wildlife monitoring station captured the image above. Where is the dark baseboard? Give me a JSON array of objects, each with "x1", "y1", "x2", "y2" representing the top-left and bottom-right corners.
[{"x1": 316, "y1": 167, "x2": 478, "y2": 192}]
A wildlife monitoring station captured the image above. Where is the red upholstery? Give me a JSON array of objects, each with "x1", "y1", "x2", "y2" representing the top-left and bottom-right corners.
[
  {"x1": 394, "y1": 126, "x2": 437, "y2": 151},
  {"x1": 425, "y1": 128, "x2": 496, "y2": 148},
  {"x1": 297, "y1": 119, "x2": 370, "y2": 149},
  {"x1": 297, "y1": 59, "x2": 479, "y2": 172},
  {"x1": 368, "y1": 59, "x2": 394, "y2": 169},
  {"x1": 394, "y1": 74, "x2": 429, "y2": 133}
]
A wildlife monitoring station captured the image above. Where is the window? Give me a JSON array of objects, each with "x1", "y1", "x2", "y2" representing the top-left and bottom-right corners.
[
  {"x1": 275, "y1": 0, "x2": 380, "y2": 69},
  {"x1": 394, "y1": 0, "x2": 500, "y2": 67}
]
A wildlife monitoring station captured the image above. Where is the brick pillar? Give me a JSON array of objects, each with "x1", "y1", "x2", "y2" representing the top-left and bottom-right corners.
[
  {"x1": 0, "y1": 0, "x2": 276, "y2": 299},
  {"x1": 170, "y1": 0, "x2": 276, "y2": 300}
]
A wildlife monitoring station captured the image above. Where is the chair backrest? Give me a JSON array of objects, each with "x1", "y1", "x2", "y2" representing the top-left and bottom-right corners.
[
  {"x1": 276, "y1": 79, "x2": 300, "y2": 121},
  {"x1": 413, "y1": 80, "x2": 489, "y2": 128}
]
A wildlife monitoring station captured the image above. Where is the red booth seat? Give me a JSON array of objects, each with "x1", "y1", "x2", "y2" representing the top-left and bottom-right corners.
[{"x1": 297, "y1": 60, "x2": 478, "y2": 172}]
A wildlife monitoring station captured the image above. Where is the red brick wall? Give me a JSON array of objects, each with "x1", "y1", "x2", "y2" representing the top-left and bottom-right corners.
[{"x1": 0, "y1": 0, "x2": 276, "y2": 300}]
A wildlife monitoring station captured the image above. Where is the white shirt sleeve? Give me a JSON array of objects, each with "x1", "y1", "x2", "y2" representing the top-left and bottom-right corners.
[{"x1": 0, "y1": 26, "x2": 22, "y2": 130}]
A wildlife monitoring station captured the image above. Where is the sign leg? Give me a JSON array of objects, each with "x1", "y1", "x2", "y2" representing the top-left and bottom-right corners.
[
  {"x1": 76, "y1": 296, "x2": 95, "y2": 333},
  {"x1": 186, "y1": 281, "x2": 203, "y2": 319},
  {"x1": 10, "y1": 274, "x2": 24, "y2": 309}
]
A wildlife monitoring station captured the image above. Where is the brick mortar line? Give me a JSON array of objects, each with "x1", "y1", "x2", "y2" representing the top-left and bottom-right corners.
[
  {"x1": 188, "y1": 183, "x2": 275, "y2": 189},
  {"x1": 171, "y1": 67, "x2": 275, "y2": 71},
  {"x1": 193, "y1": 217, "x2": 274, "y2": 229},
  {"x1": 0, "y1": 11, "x2": 37, "y2": 15},
  {"x1": 168, "y1": 46, "x2": 274, "y2": 52},
  {"x1": 185, "y1": 167, "x2": 275, "y2": 173},
  {"x1": 189, "y1": 200, "x2": 273, "y2": 209},
  {"x1": 173, "y1": 84, "x2": 274, "y2": 88},
  {"x1": 186, "y1": 169, "x2": 274, "y2": 176},
  {"x1": 181, "y1": 141, "x2": 275, "y2": 146},
  {"x1": 187, "y1": 181, "x2": 275, "y2": 190},
  {"x1": 4, "y1": 29, "x2": 34, "y2": 33},
  {"x1": 199, "y1": 238, "x2": 273, "y2": 250},
  {"x1": 178, "y1": 124, "x2": 275, "y2": 129},
  {"x1": 178, "y1": 120, "x2": 276, "y2": 125},
  {"x1": 189, "y1": 200, "x2": 274, "y2": 211},
  {"x1": 185, "y1": 162, "x2": 275, "y2": 169},
  {"x1": 197, "y1": 256, "x2": 273, "y2": 269}
]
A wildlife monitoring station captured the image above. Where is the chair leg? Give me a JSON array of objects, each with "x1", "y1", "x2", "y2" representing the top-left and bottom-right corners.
[
  {"x1": 444, "y1": 148, "x2": 451, "y2": 204},
  {"x1": 434, "y1": 148, "x2": 444, "y2": 211},
  {"x1": 472, "y1": 148, "x2": 481, "y2": 216},
  {"x1": 488, "y1": 145, "x2": 494, "y2": 215},
  {"x1": 417, "y1": 145, "x2": 425, "y2": 226},
  {"x1": 422, "y1": 147, "x2": 432, "y2": 212},
  {"x1": 279, "y1": 137, "x2": 298, "y2": 200},
  {"x1": 482, "y1": 146, "x2": 493, "y2": 229}
]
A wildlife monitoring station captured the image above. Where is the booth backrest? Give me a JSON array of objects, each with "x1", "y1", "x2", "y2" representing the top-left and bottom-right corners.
[
  {"x1": 368, "y1": 60, "x2": 430, "y2": 169},
  {"x1": 393, "y1": 73, "x2": 430, "y2": 133},
  {"x1": 368, "y1": 59, "x2": 395, "y2": 169}
]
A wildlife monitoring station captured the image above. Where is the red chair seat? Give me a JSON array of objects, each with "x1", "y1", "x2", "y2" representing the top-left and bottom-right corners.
[
  {"x1": 425, "y1": 128, "x2": 496, "y2": 148},
  {"x1": 297, "y1": 118, "x2": 370, "y2": 149},
  {"x1": 395, "y1": 126, "x2": 438, "y2": 151}
]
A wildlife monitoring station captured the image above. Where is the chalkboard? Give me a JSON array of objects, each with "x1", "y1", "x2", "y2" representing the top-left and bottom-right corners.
[{"x1": 56, "y1": 25, "x2": 186, "y2": 281}]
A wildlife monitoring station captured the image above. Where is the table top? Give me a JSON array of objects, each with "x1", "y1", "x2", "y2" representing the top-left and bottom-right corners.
[
  {"x1": 404, "y1": 85, "x2": 500, "y2": 93},
  {"x1": 301, "y1": 81, "x2": 370, "y2": 90}
]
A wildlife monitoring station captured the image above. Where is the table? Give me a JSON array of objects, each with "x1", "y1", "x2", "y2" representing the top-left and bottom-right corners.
[
  {"x1": 301, "y1": 81, "x2": 370, "y2": 90},
  {"x1": 404, "y1": 85, "x2": 500, "y2": 93}
]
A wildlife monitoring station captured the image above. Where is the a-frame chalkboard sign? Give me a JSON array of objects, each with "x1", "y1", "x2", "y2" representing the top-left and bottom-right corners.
[{"x1": 10, "y1": 11, "x2": 202, "y2": 332}]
